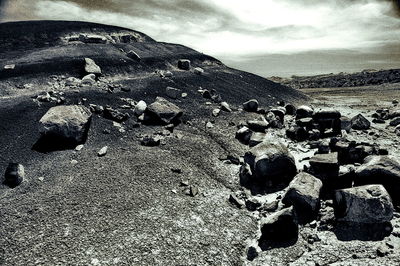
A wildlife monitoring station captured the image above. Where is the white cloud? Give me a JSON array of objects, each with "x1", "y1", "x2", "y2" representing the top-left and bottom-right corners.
[{"x1": 3, "y1": 0, "x2": 400, "y2": 59}]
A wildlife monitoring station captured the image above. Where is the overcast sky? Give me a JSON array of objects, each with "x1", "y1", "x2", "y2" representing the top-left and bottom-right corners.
[{"x1": 1, "y1": 0, "x2": 400, "y2": 77}]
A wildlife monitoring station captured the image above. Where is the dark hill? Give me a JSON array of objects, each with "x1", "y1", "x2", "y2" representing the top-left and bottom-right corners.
[{"x1": 0, "y1": 21, "x2": 308, "y2": 265}]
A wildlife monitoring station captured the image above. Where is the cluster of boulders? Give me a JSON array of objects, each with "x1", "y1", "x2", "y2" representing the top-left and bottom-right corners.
[
  {"x1": 371, "y1": 106, "x2": 400, "y2": 135},
  {"x1": 229, "y1": 99, "x2": 400, "y2": 259}
]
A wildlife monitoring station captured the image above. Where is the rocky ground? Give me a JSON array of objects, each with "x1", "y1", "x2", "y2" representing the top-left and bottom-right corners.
[{"x1": 1, "y1": 21, "x2": 400, "y2": 266}]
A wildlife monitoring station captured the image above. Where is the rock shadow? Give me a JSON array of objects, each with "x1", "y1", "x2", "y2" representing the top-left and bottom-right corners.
[{"x1": 333, "y1": 222, "x2": 392, "y2": 241}]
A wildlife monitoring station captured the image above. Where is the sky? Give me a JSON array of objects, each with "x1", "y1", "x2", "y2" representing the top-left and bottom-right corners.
[{"x1": 0, "y1": 0, "x2": 400, "y2": 77}]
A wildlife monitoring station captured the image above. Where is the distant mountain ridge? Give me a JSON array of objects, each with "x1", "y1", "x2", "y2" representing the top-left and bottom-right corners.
[{"x1": 270, "y1": 68, "x2": 400, "y2": 89}]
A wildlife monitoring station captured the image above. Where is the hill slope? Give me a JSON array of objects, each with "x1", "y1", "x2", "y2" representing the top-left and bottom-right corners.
[{"x1": 0, "y1": 21, "x2": 309, "y2": 265}]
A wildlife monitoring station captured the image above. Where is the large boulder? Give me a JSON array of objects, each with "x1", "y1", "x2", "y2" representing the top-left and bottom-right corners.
[
  {"x1": 84, "y1": 58, "x2": 101, "y2": 75},
  {"x1": 259, "y1": 207, "x2": 298, "y2": 245},
  {"x1": 39, "y1": 105, "x2": 92, "y2": 144},
  {"x1": 308, "y1": 152, "x2": 339, "y2": 188},
  {"x1": 282, "y1": 172, "x2": 323, "y2": 223},
  {"x1": 333, "y1": 185, "x2": 393, "y2": 224},
  {"x1": 354, "y1": 155, "x2": 400, "y2": 204},
  {"x1": 351, "y1": 114, "x2": 370, "y2": 130},
  {"x1": 145, "y1": 97, "x2": 183, "y2": 125},
  {"x1": 296, "y1": 105, "x2": 314, "y2": 119},
  {"x1": 243, "y1": 99, "x2": 259, "y2": 112},
  {"x1": 244, "y1": 139, "x2": 297, "y2": 188},
  {"x1": 4, "y1": 163, "x2": 25, "y2": 188}
]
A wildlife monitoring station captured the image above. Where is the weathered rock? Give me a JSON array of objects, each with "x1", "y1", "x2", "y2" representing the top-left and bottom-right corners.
[
  {"x1": 89, "y1": 104, "x2": 104, "y2": 114},
  {"x1": 308, "y1": 152, "x2": 339, "y2": 187},
  {"x1": 259, "y1": 207, "x2": 298, "y2": 244},
  {"x1": 193, "y1": 67, "x2": 204, "y2": 75},
  {"x1": 127, "y1": 50, "x2": 141, "y2": 61},
  {"x1": 396, "y1": 125, "x2": 400, "y2": 136},
  {"x1": 220, "y1": 102, "x2": 232, "y2": 112},
  {"x1": 84, "y1": 57, "x2": 101, "y2": 75},
  {"x1": 235, "y1": 126, "x2": 253, "y2": 145},
  {"x1": 4, "y1": 163, "x2": 25, "y2": 187},
  {"x1": 243, "y1": 99, "x2": 259, "y2": 112},
  {"x1": 98, "y1": 146, "x2": 108, "y2": 157},
  {"x1": 296, "y1": 117, "x2": 314, "y2": 128},
  {"x1": 177, "y1": 59, "x2": 191, "y2": 70},
  {"x1": 333, "y1": 185, "x2": 393, "y2": 223},
  {"x1": 286, "y1": 126, "x2": 308, "y2": 142},
  {"x1": 282, "y1": 172, "x2": 323, "y2": 223},
  {"x1": 355, "y1": 155, "x2": 400, "y2": 203},
  {"x1": 145, "y1": 97, "x2": 183, "y2": 125},
  {"x1": 141, "y1": 136, "x2": 161, "y2": 147},
  {"x1": 389, "y1": 117, "x2": 400, "y2": 127},
  {"x1": 134, "y1": 100, "x2": 147, "y2": 116},
  {"x1": 165, "y1": 86, "x2": 182, "y2": 99},
  {"x1": 285, "y1": 104, "x2": 296, "y2": 115},
  {"x1": 81, "y1": 74, "x2": 96, "y2": 85},
  {"x1": 388, "y1": 109, "x2": 400, "y2": 119},
  {"x1": 244, "y1": 139, "x2": 297, "y2": 188},
  {"x1": 296, "y1": 105, "x2": 314, "y2": 119},
  {"x1": 246, "y1": 118, "x2": 269, "y2": 132},
  {"x1": 229, "y1": 193, "x2": 245, "y2": 209},
  {"x1": 248, "y1": 132, "x2": 266, "y2": 147},
  {"x1": 103, "y1": 107, "x2": 129, "y2": 122},
  {"x1": 351, "y1": 114, "x2": 370, "y2": 130},
  {"x1": 212, "y1": 108, "x2": 220, "y2": 117},
  {"x1": 270, "y1": 107, "x2": 286, "y2": 122},
  {"x1": 65, "y1": 77, "x2": 81, "y2": 86},
  {"x1": 313, "y1": 110, "x2": 341, "y2": 120},
  {"x1": 39, "y1": 105, "x2": 92, "y2": 144},
  {"x1": 340, "y1": 116, "x2": 352, "y2": 132}
]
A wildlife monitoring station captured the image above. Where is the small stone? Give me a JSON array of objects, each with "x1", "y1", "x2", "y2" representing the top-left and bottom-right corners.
[
  {"x1": 84, "y1": 58, "x2": 101, "y2": 75},
  {"x1": 377, "y1": 244, "x2": 391, "y2": 257},
  {"x1": 98, "y1": 146, "x2": 108, "y2": 157},
  {"x1": 351, "y1": 114, "x2": 370, "y2": 130},
  {"x1": 220, "y1": 102, "x2": 232, "y2": 112},
  {"x1": 141, "y1": 136, "x2": 161, "y2": 147},
  {"x1": 235, "y1": 126, "x2": 253, "y2": 145},
  {"x1": 189, "y1": 185, "x2": 198, "y2": 197},
  {"x1": 178, "y1": 59, "x2": 191, "y2": 70},
  {"x1": 212, "y1": 109, "x2": 221, "y2": 117},
  {"x1": 127, "y1": 50, "x2": 141, "y2": 61},
  {"x1": 75, "y1": 144, "x2": 84, "y2": 151},
  {"x1": 229, "y1": 194, "x2": 245, "y2": 209},
  {"x1": 247, "y1": 246, "x2": 258, "y2": 261},
  {"x1": 134, "y1": 100, "x2": 147, "y2": 116},
  {"x1": 4, "y1": 163, "x2": 25, "y2": 187},
  {"x1": 206, "y1": 121, "x2": 214, "y2": 128},
  {"x1": 181, "y1": 93, "x2": 188, "y2": 98},
  {"x1": 194, "y1": 67, "x2": 204, "y2": 75},
  {"x1": 38, "y1": 176, "x2": 45, "y2": 182},
  {"x1": 243, "y1": 99, "x2": 259, "y2": 112},
  {"x1": 165, "y1": 87, "x2": 182, "y2": 99}
]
